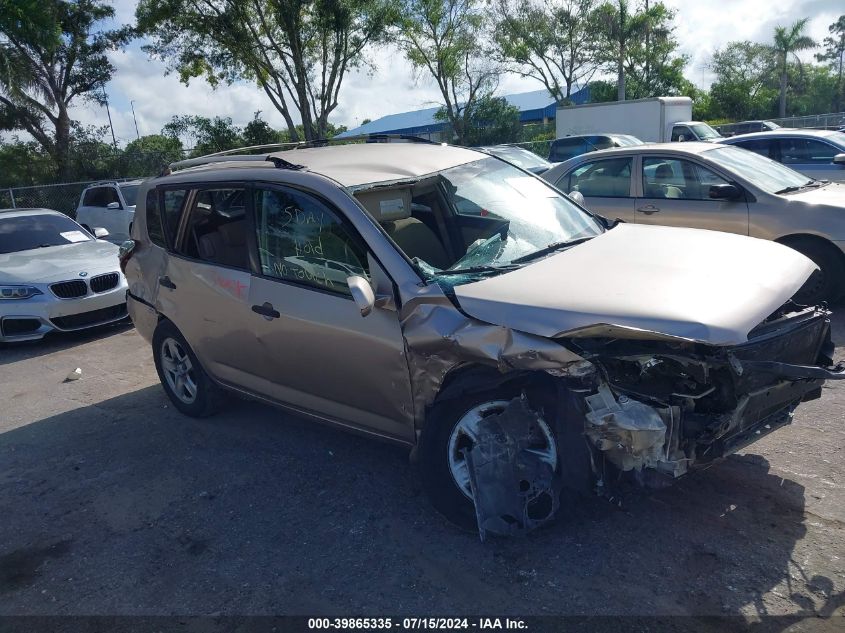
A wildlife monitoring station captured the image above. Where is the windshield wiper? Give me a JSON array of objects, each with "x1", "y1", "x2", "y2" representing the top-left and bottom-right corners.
[
  {"x1": 434, "y1": 264, "x2": 519, "y2": 276},
  {"x1": 776, "y1": 180, "x2": 821, "y2": 194},
  {"x1": 510, "y1": 236, "x2": 596, "y2": 265}
]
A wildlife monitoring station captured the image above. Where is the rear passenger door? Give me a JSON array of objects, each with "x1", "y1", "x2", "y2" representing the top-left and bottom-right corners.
[
  {"x1": 552, "y1": 156, "x2": 636, "y2": 222},
  {"x1": 157, "y1": 184, "x2": 257, "y2": 386},
  {"x1": 634, "y1": 156, "x2": 749, "y2": 235},
  {"x1": 244, "y1": 184, "x2": 414, "y2": 441}
]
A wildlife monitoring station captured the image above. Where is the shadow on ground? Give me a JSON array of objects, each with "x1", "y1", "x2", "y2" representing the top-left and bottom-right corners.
[{"x1": 0, "y1": 381, "x2": 842, "y2": 618}]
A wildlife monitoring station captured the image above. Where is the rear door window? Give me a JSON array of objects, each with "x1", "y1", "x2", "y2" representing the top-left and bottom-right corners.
[
  {"x1": 562, "y1": 157, "x2": 632, "y2": 198},
  {"x1": 179, "y1": 187, "x2": 249, "y2": 270},
  {"x1": 733, "y1": 138, "x2": 775, "y2": 159}
]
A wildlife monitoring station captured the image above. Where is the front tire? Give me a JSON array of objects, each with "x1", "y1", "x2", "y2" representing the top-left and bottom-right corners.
[
  {"x1": 418, "y1": 379, "x2": 559, "y2": 531},
  {"x1": 786, "y1": 238, "x2": 845, "y2": 304},
  {"x1": 152, "y1": 320, "x2": 223, "y2": 417}
]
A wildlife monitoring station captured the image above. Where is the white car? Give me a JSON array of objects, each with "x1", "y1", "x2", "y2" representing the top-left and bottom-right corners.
[
  {"x1": 75, "y1": 180, "x2": 142, "y2": 243},
  {"x1": 0, "y1": 208, "x2": 128, "y2": 342}
]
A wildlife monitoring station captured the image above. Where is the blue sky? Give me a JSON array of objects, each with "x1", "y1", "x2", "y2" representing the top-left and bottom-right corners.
[{"x1": 71, "y1": 0, "x2": 843, "y2": 147}]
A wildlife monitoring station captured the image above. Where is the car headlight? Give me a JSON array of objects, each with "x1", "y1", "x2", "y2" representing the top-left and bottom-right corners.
[{"x1": 0, "y1": 285, "x2": 43, "y2": 300}]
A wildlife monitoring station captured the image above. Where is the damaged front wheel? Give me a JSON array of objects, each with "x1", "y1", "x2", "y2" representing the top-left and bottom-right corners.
[{"x1": 419, "y1": 380, "x2": 560, "y2": 536}]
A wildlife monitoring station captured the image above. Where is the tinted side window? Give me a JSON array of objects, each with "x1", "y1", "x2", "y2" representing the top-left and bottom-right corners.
[
  {"x1": 83, "y1": 187, "x2": 108, "y2": 207},
  {"x1": 642, "y1": 158, "x2": 728, "y2": 200},
  {"x1": 734, "y1": 139, "x2": 775, "y2": 159},
  {"x1": 549, "y1": 138, "x2": 587, "y2": 162},
  {"x1": 563, "y1": 157, "x2": 632, "y2": 198},
  {"x1": 180, "y1": 187, "x2": 249, "y2": 270},
  {"x1": 671, "y1": 126, "x2": 691, "y2": 142},
  {"x1": 254, "y1": 187, "x2": 369, "y2": 296},
  {"x1": 145, "y1": 190, "x2": 166, "y2": 247},
  {"x1": 780, "y1": 138, "x2": 838, "y2": 164}
]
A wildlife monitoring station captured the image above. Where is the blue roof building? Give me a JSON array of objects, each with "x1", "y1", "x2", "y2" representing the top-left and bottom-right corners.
[{"x1": 336, "y1": 86, "x2": 590, "y2": 140}]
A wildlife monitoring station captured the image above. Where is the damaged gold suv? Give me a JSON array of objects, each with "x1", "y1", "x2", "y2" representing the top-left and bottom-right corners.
[{"x1": 121, "y1": 139, "x2": 845, "y2": 538}]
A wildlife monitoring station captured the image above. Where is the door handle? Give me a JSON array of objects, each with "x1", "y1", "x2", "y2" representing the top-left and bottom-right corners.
[
  {"x1": 252, "y1": 302, "x2": 280, "y2": 320},
  {"x1": 158, "y1": 275, "x2": 176, "y2": 289},
  {"x1": 637, "y1": 205, "x2": 660, "y2": 215}
]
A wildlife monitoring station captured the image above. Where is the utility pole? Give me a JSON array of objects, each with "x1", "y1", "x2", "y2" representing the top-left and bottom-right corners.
[
  {"x1": 130, "y1": 100, "x2": 141, "y2": 141},
  {"x1": 102, "y1": 85, "x2": 118, "y2": 151}
]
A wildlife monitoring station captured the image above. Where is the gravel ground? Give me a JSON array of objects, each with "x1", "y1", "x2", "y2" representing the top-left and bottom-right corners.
[{"x1": 0, "y1": 312, "x2": 843, "y2": 620}]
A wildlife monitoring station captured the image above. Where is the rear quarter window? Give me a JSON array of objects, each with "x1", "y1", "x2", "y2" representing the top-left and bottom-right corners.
[{"x1": 145, "y1": 190, "x2": 167, "y2": 247}]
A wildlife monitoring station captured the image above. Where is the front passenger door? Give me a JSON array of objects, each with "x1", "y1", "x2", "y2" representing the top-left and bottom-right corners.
[
  {"x1": 634, "y1": 157, "x2": 749, "y2": 235},
  {"x1": 245, "y1": 185, "x2": 414, "y2": 441}
]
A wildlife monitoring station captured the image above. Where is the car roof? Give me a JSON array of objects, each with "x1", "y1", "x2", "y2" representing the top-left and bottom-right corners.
[
  {"x1": 163, "y1": 143, "x2": 485, "y2": 188},
  {"x1": 723, "y1": 129, "x2": 843, "y2": 142},
  {"x1": 565, "y1": 141, "x2": 719, "y2": 158},
  {"x1": 0, "y1": 207, "x2": 67, "y2": 220},
  {"x1": 83, "y1": 179, "x2": 144, "y2": 189}
]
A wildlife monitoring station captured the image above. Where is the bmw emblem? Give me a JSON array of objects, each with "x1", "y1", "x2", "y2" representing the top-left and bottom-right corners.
[{"x1": 79, "y1": 271, "x2": 88, "y2": 277}]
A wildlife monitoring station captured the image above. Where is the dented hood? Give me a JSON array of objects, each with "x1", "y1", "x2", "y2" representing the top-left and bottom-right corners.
[{"x1": 453, "y1": 224, "x2": 817, "y2": 346}]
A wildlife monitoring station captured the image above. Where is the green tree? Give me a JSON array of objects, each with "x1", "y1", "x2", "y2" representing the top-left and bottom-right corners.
[
  {"x1": 772, "y1": 18, "x2": 816, "y2": 117},
  {"x1": 0, "y1": 138, "x2": 55, "y2": 187},
  {"x1": 493, "y1": 0, "x2": 601, "y2": 102},
  {"x1": 136, "y1": 0, "x2": 395, "y2": 142},
  {"x1": 436, "y1": 95, "x2": 521, "y2": 145},
  {"x1": 242, "y1": 111, "x2": 282, "y2": 147},
  {"x1": 709, "y1": 41, "x2": 777, "y2": 120},
  {"x1": 162, "y1": 115, "x2": 244, "y2": 156},
  {"x1": 123, "y1": 134, "x2": 185, "y2": 177},
  {"x1": 621, "y1": 2, "x2": 689, "y2": 99},
  {"x1": 394, "y1": 0, "x2": 497, "y2": 145},
  {"x1": 816, "y1": 15, "x2": 845, "y2": 111},
  {"x1": 0, "y1": 0, "x2": 132, "y2": 179},
  {"x1": 594, "y1": 0, "x2": 648, "y2": 101}
]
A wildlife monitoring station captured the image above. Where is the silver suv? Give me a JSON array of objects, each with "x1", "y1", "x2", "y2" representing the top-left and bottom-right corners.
[{"x1": 121, "y1": 141, "x2": 844, "y2": 537}]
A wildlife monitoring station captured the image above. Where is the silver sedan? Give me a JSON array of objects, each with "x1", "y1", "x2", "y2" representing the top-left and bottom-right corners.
[
  {"x1": 542, "y1": 142, "x2": 845, "y2": 303},
  {"x1": 0, "y1": 208, "x2": 128, "y2": 342}
]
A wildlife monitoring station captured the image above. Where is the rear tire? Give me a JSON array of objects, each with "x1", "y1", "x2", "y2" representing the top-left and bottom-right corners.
[
  {"x1": 785, "y1": 238, "x2": 845, "y2": 304},
  {"x1": 152, "y1": 320, "x2": 224, "y2": 417}
]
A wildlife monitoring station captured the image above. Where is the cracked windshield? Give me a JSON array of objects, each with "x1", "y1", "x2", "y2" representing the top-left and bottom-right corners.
[{"x1": 415, "y1": 157, "x2": 603, "y2": 283}]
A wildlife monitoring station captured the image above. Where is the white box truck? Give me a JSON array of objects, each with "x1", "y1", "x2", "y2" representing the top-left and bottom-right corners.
[{"x1": 554, "y1": 96, "x2": 721, "y2": 143}]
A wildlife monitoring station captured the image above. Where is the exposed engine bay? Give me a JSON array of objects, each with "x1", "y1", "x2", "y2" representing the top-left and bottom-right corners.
[{"x1": 460, "y1": 304, "x2": 845, "y2": 539}]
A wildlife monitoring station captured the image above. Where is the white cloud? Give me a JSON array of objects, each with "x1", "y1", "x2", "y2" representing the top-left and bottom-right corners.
[{"x1": 62, "y1": 0, "x2": 845, "y2": 146}]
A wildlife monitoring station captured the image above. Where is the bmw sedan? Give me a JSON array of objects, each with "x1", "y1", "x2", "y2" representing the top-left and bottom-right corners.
[
  {"x1": 0, "y1": 208, "x2": 128, "y2": 342},
  {"x1": 542, "y1": 142, "x2": 845, "y2": 303}
]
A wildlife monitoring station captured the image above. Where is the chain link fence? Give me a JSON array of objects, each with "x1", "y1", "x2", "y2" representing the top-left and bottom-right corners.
[
  {"x1": 770, "y1": 112, "x2": 845, "y2": 130},
  {"x1": 0, "y1": 178, "x2": 139, "y2": 218}
]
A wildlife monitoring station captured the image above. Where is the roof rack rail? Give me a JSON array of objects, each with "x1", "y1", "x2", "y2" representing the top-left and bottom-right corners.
[{"x1": 167, "y1": 133, "x2": 444, "y2": 172}]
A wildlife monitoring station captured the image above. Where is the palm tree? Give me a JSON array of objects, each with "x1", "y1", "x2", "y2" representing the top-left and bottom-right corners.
[{"x1": 772, "y1": 18, "x2": 816, "y2": 118}]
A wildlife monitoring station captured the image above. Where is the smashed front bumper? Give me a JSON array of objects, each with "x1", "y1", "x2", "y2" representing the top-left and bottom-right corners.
[{"x1": 579, "y1": 306, "x2": 843, "y2": 478}]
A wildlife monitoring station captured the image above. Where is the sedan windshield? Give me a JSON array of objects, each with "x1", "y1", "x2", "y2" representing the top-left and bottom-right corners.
[
  {"x1": 481, "y1": 146, "x2": 552, "y2": 172},
  {"x1": 691, "y1": 123, "x2": 722, "y2": 140},
  {"x1": 703, "y1": 146, "x2": 814, "y2": 194},
  {"x1": 419, "y1": 157, "x2": 603, "y2": 279},
  {"x1": 0, "y1": 213, "x2": 91, "y2": 254}
]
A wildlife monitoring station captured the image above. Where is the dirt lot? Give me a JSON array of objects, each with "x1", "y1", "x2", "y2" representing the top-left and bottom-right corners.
[{"x1": 1, "y1": 311, "x2": 844, "y2": 620}]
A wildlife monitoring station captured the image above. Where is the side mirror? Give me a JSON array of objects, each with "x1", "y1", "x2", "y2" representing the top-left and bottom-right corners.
[
  {"x1": 832, "y1": 153, "x2": 845, "y2": 165},
  {"x1": 567, "y1": 191, "x2": 586, "y2": 206},
  {"x1": 347, "y1": 275, "x2": 375, "y2": 317},
  {"x1": 710, "y1": 184, "x2": 742, "y2": 200},
  {"x1": 93, "y1": 227, "x2": 110, "y2": 239},
  {"x1": 106, "y1": 201, "x2": 121, "y2": 210}
]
